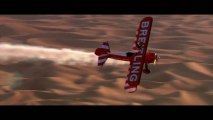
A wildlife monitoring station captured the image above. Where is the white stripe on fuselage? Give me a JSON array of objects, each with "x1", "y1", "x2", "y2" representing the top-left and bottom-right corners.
[
  {"x1": 131, "y1": 50, "x2": 139, "y2": 53},
  {"x1": 109, "y1": 52, "x2": 127, "y2": 57}
]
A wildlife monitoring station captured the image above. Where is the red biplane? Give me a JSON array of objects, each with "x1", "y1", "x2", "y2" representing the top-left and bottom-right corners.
[{"x1": 94, "y1": 17, "x2": 160, "y2": 93}]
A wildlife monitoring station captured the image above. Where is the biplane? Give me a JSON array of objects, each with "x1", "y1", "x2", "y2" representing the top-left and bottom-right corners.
[{"x1": 95, "y1": 17, "x2": 160, "y2": 93}]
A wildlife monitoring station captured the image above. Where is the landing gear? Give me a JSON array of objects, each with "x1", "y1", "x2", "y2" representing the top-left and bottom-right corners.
[
  {"x1": 143, "y1": 63, "x2": 151, "y2": 74},
  {"x1": 143, "y1": 69, "x2": 151, "y2": 74}
]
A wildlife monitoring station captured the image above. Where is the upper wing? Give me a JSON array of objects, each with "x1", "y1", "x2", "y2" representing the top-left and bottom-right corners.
[
  {"x1": 125, "y1": 17, "x2": 153, "y2": 93},
  {"x1": 132, "y1": 17, "x2": 153, "y2": 52}
]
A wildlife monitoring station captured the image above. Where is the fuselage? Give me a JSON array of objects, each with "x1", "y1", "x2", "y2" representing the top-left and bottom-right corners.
[{"x1": 108, "y1": 52, "x2": 158, "y2": 64}]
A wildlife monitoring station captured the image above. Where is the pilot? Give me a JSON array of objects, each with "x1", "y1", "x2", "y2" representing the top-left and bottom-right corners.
[{"x1": 126, "y1": 52, "x2": 135, "y2": 57}]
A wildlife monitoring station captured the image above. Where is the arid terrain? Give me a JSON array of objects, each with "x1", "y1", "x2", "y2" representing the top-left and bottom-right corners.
[{"x1": 0, "y1": 15, "x2": 212, "y2": 105}]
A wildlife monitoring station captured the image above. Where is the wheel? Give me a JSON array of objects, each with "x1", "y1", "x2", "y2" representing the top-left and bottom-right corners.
[{"x1": 143, "y1": 69, "x2": 151, "y2": 74}]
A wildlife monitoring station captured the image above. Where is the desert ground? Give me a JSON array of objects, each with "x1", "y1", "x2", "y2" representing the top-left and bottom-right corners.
[{"x1": 0, "y1": 15, "x2": 212, "y2": 105}]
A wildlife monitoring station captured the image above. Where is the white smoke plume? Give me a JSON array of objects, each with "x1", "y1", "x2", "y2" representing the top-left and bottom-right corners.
[{"x1": 0, "y1": 43, "x2": 128, "y2": 66}]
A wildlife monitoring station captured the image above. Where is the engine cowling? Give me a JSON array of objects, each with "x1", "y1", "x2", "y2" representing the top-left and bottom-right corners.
[{"x1": 145, "y1": 52, "x2": 159, "y2": 64}]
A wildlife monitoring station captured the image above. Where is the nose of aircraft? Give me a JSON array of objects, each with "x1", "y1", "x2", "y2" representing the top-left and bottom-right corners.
[{"x1": 154, "y1": 53, "x2": 160, "y2": 64}]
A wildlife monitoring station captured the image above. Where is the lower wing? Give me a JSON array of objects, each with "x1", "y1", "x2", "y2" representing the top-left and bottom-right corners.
[{"x1": 124, "y1": 52, "x2": 145, "y2": 93}]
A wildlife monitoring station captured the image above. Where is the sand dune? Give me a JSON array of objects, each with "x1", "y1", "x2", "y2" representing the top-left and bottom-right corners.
[{"x1": 0, "y1": 15, "x2": 212, "y2": 105}]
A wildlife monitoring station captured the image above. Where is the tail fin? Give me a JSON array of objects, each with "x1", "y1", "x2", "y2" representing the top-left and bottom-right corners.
[{"x1": 95, "y1": 41, "x2": 110, "y2": 66}]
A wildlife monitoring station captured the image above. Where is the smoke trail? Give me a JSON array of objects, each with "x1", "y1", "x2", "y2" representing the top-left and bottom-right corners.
[{"x1": 0, "y1": 43, "x2": 128, "y2": 66}]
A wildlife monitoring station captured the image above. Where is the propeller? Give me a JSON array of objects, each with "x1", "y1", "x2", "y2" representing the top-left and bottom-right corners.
[{"x1": 154, "y1": 53, "x2": 160, "y2": 65}]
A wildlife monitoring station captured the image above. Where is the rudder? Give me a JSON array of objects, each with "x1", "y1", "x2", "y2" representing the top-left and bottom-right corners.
[{"x1": 95, "y1": 41, "x2": 111, "y2": 66}]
